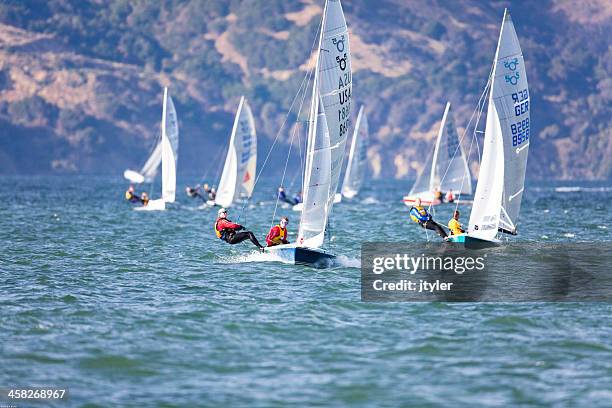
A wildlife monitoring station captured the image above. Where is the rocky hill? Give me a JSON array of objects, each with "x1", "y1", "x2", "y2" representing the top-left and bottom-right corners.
[{"x1": 0, "y1": 0, "x2": 610, "y2": 180}]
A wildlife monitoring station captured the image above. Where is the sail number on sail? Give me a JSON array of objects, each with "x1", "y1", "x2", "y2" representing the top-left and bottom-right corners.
[
  {"x1": 240, "y1": 119, "x2": 252, "y2": 164},
  {"x1": 335, "y1": 34, "x2": 352, "y2": 138}
]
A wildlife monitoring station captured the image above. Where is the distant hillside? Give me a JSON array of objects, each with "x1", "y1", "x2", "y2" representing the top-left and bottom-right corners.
[{"x1": 0, "y1": 0, "x2": 610, "y2": 180}]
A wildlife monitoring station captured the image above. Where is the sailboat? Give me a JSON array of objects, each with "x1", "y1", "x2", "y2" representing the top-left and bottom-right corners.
[
  {"x1": 448, "y1": 9, "x2": 530, "y2": 245},
  {"x1": 403, "y1": 102, "x2": 472, "y2": 206},
  {"x1": 134, "y1": 87, "x2": 179, "y2": 211},
  {"x1": 210, "y1": 96, "x2": 257, "y2": 208},
  {"x1": 334, "y1": 105, "x2": 369, "y2": 203},
  {"x1": 265, "y1": 0, "x2": 352, "y2": 266}
]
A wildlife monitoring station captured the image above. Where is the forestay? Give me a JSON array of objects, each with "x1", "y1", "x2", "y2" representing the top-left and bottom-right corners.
[
  {"x1": 161, "y1": 88, "x2": 179, "y2": 203},
  {"x1": 215, "y1": 96, "x2": 257, "y2": 208},
  {"x1": 341, "y1": 105, "x2": 368, "y2": 199},
  {"x1": 468, "y1": 9, "x2": 530, "y2": 239},
  {"x1": 298, "y1": 0, "x2": 352, "y2": 248}
]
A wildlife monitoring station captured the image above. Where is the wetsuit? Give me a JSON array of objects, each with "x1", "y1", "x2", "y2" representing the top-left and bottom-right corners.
[
  {"x1": 266, "y1": 225, "x2": 289, "y2": 247},
  {"x1": 409, "y1": 206, "x2": 447, "y2": 238},
  {"x1": 215, "y1": 218, "x2": 263, "y2": 249}
]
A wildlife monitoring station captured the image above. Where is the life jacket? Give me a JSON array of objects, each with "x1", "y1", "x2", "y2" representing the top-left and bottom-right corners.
[
  {"x1": 268, "y1": 225, "x2": 287, "y2": 245},
  {"x1": 142, "y1": 197, "x2": 149, "y2": 206},
  {"x1": 125, "y1": 191, "x2": 133, "y2": 200},
  {"x1": 410, "y1": 206, "x2": 430, "y2": 223},
  {"x1": 446, "y1": 191, "x2": 455, "y2": 202},
  {"x1": 215, "y1": 218, "x2": 233, "y2": 240},
  {"x1": 448, "y1": 218, "x2": 463, "y2": 235},
  {"x1": 434, "y1": 190, "x2": 443, "y2": 200}
]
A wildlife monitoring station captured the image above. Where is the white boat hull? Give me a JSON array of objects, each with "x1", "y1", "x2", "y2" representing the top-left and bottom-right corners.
[
  {"x1": 264, "y1": 244, "x2": 335, "y2": 268},
  {"x1": 134, "y1": 198, "x2": 166, "y2": 211}
]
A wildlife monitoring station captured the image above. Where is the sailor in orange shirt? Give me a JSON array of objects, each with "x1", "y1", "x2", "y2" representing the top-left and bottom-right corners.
[{"x1": 266, "y1": 217, "x2": 290, "y2": 247}]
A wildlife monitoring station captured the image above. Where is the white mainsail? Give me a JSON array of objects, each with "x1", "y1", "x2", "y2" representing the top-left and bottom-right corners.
[
  {"x1": 215, "y1": 96, "x2": 257, "y2": 208},
  {"x1": 298, "y1": 0, "x2": 352, "y2": 248},
  {"x1": 340, "y1": 105, "x2": 368, "y2": 199},
  {"x1": 408, "y1": 103, "x2": 471, "y2": 199},
  {"x1": 161, "y1": 87, "x2": 179, "y2": 203},
  {"x1": 468, "y1": 9, "x2": 530, "y2": 239}
]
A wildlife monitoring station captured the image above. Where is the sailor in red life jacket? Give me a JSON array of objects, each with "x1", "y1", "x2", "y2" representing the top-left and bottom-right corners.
[
  {"x1": 266, "y1": 216, "x2": 290, "y2": 247},
  {"x1": 214, "y1": 208, "x2": 264, "y2": 251}
]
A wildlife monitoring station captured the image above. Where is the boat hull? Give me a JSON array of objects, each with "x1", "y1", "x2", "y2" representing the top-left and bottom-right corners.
[
  {"x1": 134, "y1": 198, "x2": 166, "y2": 211},
  {"x1": 265, "y1": 245, "x2": 335, "y2": 268},
  {"x1": 445, "y1": 234, "x2": 500, "y2": 248}
]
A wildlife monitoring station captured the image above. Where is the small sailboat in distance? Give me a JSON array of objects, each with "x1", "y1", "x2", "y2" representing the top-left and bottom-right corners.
[
  {"x1": 335, "y1": 105, "x2": 369, "y2": 203},
  {"x1": 447, "y1": 9, "x2": 530, "y2": 245},
  {"x1": 210, "y1": 96, "x2": 257, "y2": 208},
  {"x1": 265, "y1": 0, "x2": 352, "y2": 267},
  {"x1": 134, "y1": 87, "x2": 179, "y2": 211},
  {"x1": 403, "y1": 102, "x2": 472, "y2": 206}
]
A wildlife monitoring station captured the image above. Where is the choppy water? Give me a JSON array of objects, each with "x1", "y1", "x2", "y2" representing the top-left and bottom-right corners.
[{"x1": 1, "y1": 176, "x2": 611, "y2": 407}]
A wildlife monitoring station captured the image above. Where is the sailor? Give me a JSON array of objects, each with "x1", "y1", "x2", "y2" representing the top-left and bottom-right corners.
[
  {"x1": 433, "y1": 187, "x2": 444, "y2": 203},
  {"x1": 448, "y1": 210, "x2": 465, "y2": 236},
  {"x1": 141, "y1": 192, "x2": 149, "y2": 206},
  {"x1": 445, "y1": 189, "x2": 455, "y2": 203},
  {"x1": 266, "y1": 216, "x2": 290, "y2": 247},
  {"x1": 277, "y1": 186, "x2": 295, "y2": 205},
  {"x1": 185, "y1": 185, "x2": 205, "y2": 201},
  {"x1": 292, "y1": 191, "x2": 303, "y2": 205},
  {"x1": 214, "y1": 208, "x2": 264, "y2": 250},
  {"x1": 209, "y1": 187, "x2": 216, "y2": 201},
  {"x1": 125, "y1": 185, "x2": 141, "y2": 203},
  {"x1": 409, "y1": 198, "x2": 447, "y2": 238}
]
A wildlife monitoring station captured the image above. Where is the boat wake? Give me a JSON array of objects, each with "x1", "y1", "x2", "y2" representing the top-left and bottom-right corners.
[
  {"x1": 334, "y1": 255, "x2": 361, "y2": 268},
  {"x1": 218, "y1": 250, "x2": 292, "y2": 265}
]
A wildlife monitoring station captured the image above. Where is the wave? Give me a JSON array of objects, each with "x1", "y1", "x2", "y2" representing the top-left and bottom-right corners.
[
  {"x1": 555, "y1": 186, "x2": 612, "y2": 193},
  {"x1": 361, "y1": 197, "x2": 380, "y2": 205},
  {"x1": 218, "y1": 250, "x2": 292, "y2": 265}
]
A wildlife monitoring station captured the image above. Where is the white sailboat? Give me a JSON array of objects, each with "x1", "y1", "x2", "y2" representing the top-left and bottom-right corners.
[
  {"x1": 335, "y1": 105, "x2": 368, "y2": 202},
  {"x1": 266, "y1": 0, "x2": 352, "y2": 266},
  {"x1": 135, "y1": 87, "x2": 179, "y2": 211},
  {"x1": 448, "y1": 9, "x2": 530, "y2": 245},
  {"x1": 211, "y1": 96, "x2": 257, "y2": 208},
  {"x1": 403, "y1": 102, "x2": 472, "y2": 206}
]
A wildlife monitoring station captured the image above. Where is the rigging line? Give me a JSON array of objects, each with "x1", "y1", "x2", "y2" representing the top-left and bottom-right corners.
[
  {"x1": 270, "y1": 118, "x2": 298, "y2": 231},
  {"x1": 247, "y1": 15, "x2": 323, "y2": 196},
  {"x1": 453, "y1": 67, "x2": 493, "y2": 215},
  {"x1": 268, "y1": 56, "x2": 317, "y2": 229},
  {"x1": 437, "y1": 67, "x2": 492, "y2": 193}
]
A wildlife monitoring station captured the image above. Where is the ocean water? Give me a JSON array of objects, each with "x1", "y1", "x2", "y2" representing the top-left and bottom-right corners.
[{"x1": 1, "y1": 176, "x2": 611, "y2": 407}]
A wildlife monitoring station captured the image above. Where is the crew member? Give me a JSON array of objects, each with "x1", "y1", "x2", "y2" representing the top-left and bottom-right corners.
[
  {"x1": 141, "y1": 192, "x2": 149, "y2": 206},
  {"x1": 409, "y1": 198, "x2": 447, "y2": 238},
  {"x1": 445, "y1": 189, "x2": 455, "y2": 203},
  {"x1": 277, "y1": 187, "x2": 295, "y2": 205},
  {"x1": 125, "y1": 185, "x2": 141, "y2": 203},
  {"x1": 448, "y1": 210, "x2": 465, "y2": 236},
  {"x1": 186, "y1": 185, "x2": 205, "y2": 201},
  {"x1": 433, "y1": 187, "x2": 444, "y2": 203},
  {"x1": 293, "y1": 191, "x2": 303, "y2": 205},
  {"x1": 214, "y1": 208, "x2": 263, "y2": 250},
  {"x1": 266, "y1": 217, "x2": 290, "y2": 247}
]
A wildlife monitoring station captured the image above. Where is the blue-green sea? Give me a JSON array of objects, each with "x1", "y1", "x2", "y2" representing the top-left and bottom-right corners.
[{"x1": 1, "y1": 176, "x2": 611, "y2": 407}]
